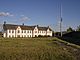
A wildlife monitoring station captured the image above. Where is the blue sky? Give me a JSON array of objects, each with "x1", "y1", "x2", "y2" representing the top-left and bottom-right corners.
[{"x1": 0, "y1": 0, "x2": 80, "y2": 31}]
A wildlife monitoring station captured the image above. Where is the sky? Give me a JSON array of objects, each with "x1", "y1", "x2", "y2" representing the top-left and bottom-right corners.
[{"x1": 0, "y1": 0, "x2": 80, "y2": 31}]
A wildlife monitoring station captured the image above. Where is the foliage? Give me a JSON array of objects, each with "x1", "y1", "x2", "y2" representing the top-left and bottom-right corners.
[
  {"x1": 38, "y1": 35, "x2": 43, "y2": 37},
  {"x1": 67, "y1": 27, "x2": 74, "y2": 32},
  {"x1": 38, "y1": 35, "x2": 50, "y2": 37},
  {"x1": 76, "y1": 25, "x2": 80, "y2": 31},
  {"x1": 54, "y1": 32, "x2": 61, "y2": 37}
]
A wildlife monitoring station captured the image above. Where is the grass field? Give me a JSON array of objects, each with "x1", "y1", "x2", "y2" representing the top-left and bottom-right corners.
[{"x1": 0, "y1": 37, "x2": 79, "y2": 60}]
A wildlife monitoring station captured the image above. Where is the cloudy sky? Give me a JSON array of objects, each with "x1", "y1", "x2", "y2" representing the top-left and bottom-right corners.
[{"x1": 0, "y1": 0, "x2": 80, "y2": 31}]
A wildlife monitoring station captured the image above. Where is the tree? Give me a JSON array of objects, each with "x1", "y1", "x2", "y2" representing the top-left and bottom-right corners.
[
  {"x1": 76, "y1": 25, "x2": 80, "y2": 31},
  {"x1": 67, "y1": 27, "x2": 74, "y2": 32}
]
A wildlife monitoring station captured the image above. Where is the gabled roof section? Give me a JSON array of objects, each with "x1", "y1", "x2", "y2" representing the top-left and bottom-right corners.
[
  {"x1": 37, "y1": 26, "x2": 52, "y2": 31},
  {"x1": 48, "y1": 28, "x2": 52, "y2": 31},
  {"x1": 38, "y1": 27, "x2": 48, "y2": 31}
]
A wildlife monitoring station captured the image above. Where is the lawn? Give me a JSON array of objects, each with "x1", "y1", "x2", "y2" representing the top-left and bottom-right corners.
[{"x1": 0, "y1": 37, "x2": 79, "y2": 60}]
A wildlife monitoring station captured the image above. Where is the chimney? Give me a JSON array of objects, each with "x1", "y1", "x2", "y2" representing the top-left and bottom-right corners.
[
  {"x1": 48, "y1": 26, "x2": 49, "y2": 28},
  {"x1": 4, "y1": 21, "x2": 6, "y2": 26},
  {"x1": 36, "y1": 25, "x2": 38, "y2": 27},
  {"x1": 22, "y1": 23, "x2": 24, "y2": 26},
  {"x1": 4, "y1": 21, "x2": 6, "y2": 24}
]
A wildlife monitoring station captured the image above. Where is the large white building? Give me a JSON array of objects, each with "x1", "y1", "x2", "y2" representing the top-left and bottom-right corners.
[{"x1": 3, "y1": 23, "x2": 53, "y2": 38}]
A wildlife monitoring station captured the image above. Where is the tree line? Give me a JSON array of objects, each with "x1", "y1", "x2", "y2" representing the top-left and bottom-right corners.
[{"x1": 67, "y1": 25, "x2": 80, "y2": 32}]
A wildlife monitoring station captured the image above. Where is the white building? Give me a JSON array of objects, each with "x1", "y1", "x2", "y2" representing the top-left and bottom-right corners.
[{"x1": 3, "y1": 23, "x2": 53, "y2": 38}]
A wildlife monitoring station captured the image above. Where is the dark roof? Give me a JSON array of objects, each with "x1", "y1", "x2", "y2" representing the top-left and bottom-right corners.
[
  {"x1": 3, "y1": 24, "x2": 35, "y2": 30},
  {"x1": 3, "y1": 24, "x2": 17, "y2": 30},
  {"x1": 20, "y1": 25, "x2": 35, "y2": 30},
  {"x1": 3, "y1": 24, "x2": 52, "y2": 31},
  {"x1": 38, "y1": 27, "x2": 52, "y2": 31}
]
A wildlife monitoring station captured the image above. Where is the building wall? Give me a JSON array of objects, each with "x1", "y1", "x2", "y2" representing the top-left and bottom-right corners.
[
  {"x1": 38, "y1": 30, "x2": 47, "y2": 36},
  {"x1": 3, "y1": 32, "x2": 6, "y2": 37},
  {"x1": 7, "y1": 29, "x2": 16, "y2": 37},
  {"x1": 33, "y1": 26, "x2": 38, "y2": 37},
  {"x1": 6, "y1": 26, "x2": 33, "y2": 38},
  {"x1": 47, "y1": 29, "x2": 52, "y2": 36},
  {"x1": 21, "y1": 30, "x2": 32, "y2": 37},
  {"x1": 3, "y1": 26, "x2": 52, "y2": 37}
]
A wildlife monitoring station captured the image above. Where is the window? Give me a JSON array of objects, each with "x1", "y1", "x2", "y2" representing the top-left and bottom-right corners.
[
  {"x1": 22, "y1": 35, "x2": 23, "y2": 37},
  {"x1": 12, "y1": 35, "x2": 14, "y2": 37},
  {"x1": 27, "y1": 30, "x2": 29, "y2": 33},
  {"x1": 24, "y1": 35, "x2": 26, "y2": 37},
  {"x1": 22, "y1": 30, "x2": 23, "y2": 33},
  {"x1": 39, "y1": 31, "x2": 41, "y2": 33},
  {"x1": 18, "y1": 30, "x2": 20, "y2": 33},
  {"x1": 9, "y1": 30, "x2": 11, "y2": 33},
  {"x1": 9, "y1": 35, "x2": 11, "y2": 37},
  {"x1": 35, "y1": 35, "x2": 37, "y2": 37},
  {"x1": 12, "y1": 30, "x2": 14, "y2": 33},
  {"x1": 30, "y1": 35, "x2": 31, "y2": 37},
  {"x1": 24, "y1": 30, "x2": 26, "y2": 33},
  {"x1": 30, "y1": 31, "x2": 31, "y2": 33},
  {"x1": 35, "y1": 31, "x2": 37, "y2": 33}
]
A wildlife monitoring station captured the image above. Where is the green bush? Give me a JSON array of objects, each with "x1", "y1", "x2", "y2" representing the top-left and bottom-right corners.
[{"x1": 38, "y1": 35, "x2": 51, "y2": 37}]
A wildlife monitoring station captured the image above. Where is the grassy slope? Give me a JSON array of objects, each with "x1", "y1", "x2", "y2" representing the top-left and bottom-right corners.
[{"x1": 0, "y1": 37, "x2": 79, "y2": 60}]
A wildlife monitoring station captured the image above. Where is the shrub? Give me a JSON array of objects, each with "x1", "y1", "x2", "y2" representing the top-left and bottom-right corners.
[{"x1": 38, "y1": 35, "x2": 43, "y2": 37}]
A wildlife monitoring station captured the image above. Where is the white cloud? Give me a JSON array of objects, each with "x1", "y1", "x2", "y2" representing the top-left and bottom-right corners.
[
  {"x1": 20, "y1": 16, "x2": 30, "y2": 21},
  {"x1": 0, "y1": 12, "x2": 13, "y2": 17}
]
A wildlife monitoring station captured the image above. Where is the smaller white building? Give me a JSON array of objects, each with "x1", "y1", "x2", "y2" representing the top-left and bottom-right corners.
[{"x1": 3, "y1": 23, "x2": 53, "y2": 38}]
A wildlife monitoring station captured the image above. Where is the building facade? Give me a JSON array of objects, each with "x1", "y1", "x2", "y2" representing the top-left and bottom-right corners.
[{"x1": 3, "y1": 23, "x2": 53, "y2": 38}]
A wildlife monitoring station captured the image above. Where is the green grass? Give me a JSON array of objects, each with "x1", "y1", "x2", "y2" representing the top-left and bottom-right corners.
[{"x1": 0, "y1": 37, "x2": 78, "y2": 60}]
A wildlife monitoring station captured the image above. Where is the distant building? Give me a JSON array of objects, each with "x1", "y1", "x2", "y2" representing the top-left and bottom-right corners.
[{"x1": 2, "y1": 23, "x2": 53, "y2": 38}]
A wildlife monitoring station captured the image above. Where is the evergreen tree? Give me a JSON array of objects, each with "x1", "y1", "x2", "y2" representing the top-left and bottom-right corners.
[
  {"x1": 67, "y1": 27, "x2": 74, "y2": 32},
  {"x1": 76, "y1": 25, "x2": 80, "y2": 31}
]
